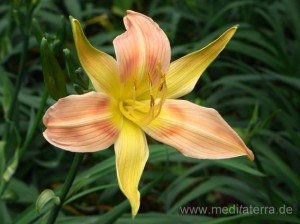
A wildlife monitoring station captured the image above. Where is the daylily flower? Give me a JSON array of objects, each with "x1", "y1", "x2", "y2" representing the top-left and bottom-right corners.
[{"x1": 43, "y1": 10, "x2": 254, "y2": 216}]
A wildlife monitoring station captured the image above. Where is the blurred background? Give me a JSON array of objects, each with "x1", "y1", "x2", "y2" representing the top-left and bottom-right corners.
[{"x1": 0, "y1": 0, "x2": 299, "y2": 223}]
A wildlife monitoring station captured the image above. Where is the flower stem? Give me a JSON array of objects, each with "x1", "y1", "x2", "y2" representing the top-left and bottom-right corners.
[
  {"x1": 20, "y1": 90, "x2": 48, "y2": 157},
  {"x1": 46, "y1": 153, "x2": 84, "y2": 224}
]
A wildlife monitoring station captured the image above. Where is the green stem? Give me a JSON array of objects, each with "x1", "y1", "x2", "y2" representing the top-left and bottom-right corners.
[
  {"x1": 8, "y1": 35, "x2": 29, "y2": 120},
  {"x1": 46, "y1": 153, "x2": 84, "y2": 224},
  {"x1": 20, "y1": 90, "x2": 48, "y2": 157}
]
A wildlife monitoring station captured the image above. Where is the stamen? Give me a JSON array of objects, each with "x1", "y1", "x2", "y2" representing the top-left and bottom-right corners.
[
  {"x1": 121, "y1": 61, "x2": 167, "y2": 126},
  {"x1": 158, "y1": 73, "x2": 165, "y2": 92},
  {"x1": 150, "y1": 95, "x2": 155, "y2": 107},
  {"x1": 153, "y1": 75, "x2": 167, "y2": 119},
  {"x1": 128, "y1": 79, "x2": 137, "y2": 114},
  {"x1": 120, "y1": 100, "x2": 155, "y2": 126},
  {"x1": 138, "y1": 63, "x2": 167, "y2": 124}
]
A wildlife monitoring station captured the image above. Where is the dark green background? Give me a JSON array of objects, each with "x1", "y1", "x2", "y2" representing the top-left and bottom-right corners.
[{"x1": 0, "y1": 0, "x2": 299, "y2": 223}]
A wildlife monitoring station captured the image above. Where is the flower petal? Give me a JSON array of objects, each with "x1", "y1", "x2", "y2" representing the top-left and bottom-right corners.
[
  {"x1": 43, "y1": 92, "x2": 121, "y2": 152},
  {"x1": 113, "y1": 10, "x2": 170, "y2": 95},
  {"x1": 114, "y1": 119, "x2": 149, "y2": 216},
  {"x1": 70, "y1": 17, "x2": 120, "y2": 98},
  {"x1": 166, "y1": 26, "x2": 237, "y2": 99},
  {"x1": 143, "y1": 99, "x2": 254, "y2": 160}
]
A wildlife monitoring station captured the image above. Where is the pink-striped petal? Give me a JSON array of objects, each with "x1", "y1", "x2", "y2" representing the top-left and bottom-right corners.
[
  {"x1": 43, "y1": 92, "x2": 121, "y2": 152},
  {"x1": 143, "y1": 99, "x2": 254, "y2": 160},
  {"x1": 113, "y1": 10, "x2": 170, "y2": 96}
]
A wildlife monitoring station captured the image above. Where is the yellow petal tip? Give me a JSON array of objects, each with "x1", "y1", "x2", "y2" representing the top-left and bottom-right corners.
[
  {"x1": 69, "y1": 15, "x2": 76, "y2": 23},
  {"x1": 228, "y1": 26, "x2": 238, "y2": 34},
  {"x1": 131, "y1": 206, "x2": 139, "y2": 218},
  {"x1": 128, "y1": 191, "x2": 140, "y2": 218},
  {"x1": 70, "y1": 18, "x2": 80, "y2": 27}
]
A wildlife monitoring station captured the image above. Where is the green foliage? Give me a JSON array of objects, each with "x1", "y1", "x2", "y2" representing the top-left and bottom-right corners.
[
  {"x1": 36, "y1": 189, "x2": 60, "y2": 214},
  {"x1": 0, "y1": 0, "x2": 299, "y2": 223},
  {"x1": 40, "y1": 37, "x2": 67, "y2": 100}
]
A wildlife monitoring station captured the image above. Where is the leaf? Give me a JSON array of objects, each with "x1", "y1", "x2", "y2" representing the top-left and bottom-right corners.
[
  {"x1": 5, "y1": 178, "x2": 39, "y2": 203},
  {"x1": 36, "y1": 189, "x2": 60, "y2": 214},
  {"x1": 0, "y1": 68, "x2": 13, "y2": 121},
  {"x1": 2, "y1": 147, "x2": 19, "y2": 183},
  {"x1": 212, "y1": 158, "x2": 264, "y2": 177},
  {"x1": 98, "y1": 173, "x2": 164, "y2": 224},
  {"x1": 0, "y1": 141, "x2": 5, "y2": 180},
  {"x1": 112, "y1": 0, "x2": 134, "y2": 16},
  {"x1": 64, "y1": 0, "x2": 82, "y2": 20},
  {"x1": 0, "y1": 201, "x2": 11, "y2": 224},
  {"x1": 65, "y1": 184, "x2": 117, "y2": 204},
  {"x1": 168, "y1": 176, "x2": 228, "y2": 213}
]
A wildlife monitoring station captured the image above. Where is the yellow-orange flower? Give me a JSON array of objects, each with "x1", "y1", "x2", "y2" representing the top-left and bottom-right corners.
[{"x1": 43, "y1": 10, "x2": 254, "y2": 216}]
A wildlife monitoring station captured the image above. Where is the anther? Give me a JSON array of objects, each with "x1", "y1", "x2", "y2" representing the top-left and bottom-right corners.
[
  {"x1": 150, "y1": 95, "x2": 155, "y2": 107},
  {"x1": 158, "y1": 83, "x2": 164, "y2": 92}
]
